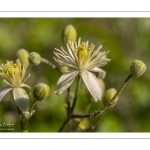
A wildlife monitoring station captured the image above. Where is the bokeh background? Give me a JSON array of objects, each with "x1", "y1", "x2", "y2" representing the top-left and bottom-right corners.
[{"x1": 0, "y1": 18, "x2": 149, "y2": 132}]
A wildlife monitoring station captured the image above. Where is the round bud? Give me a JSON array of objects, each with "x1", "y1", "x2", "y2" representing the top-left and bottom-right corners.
[
  {"x1": 32, "y1": 83, "x2": 50, "y2": 101},
  {"x1": 62, "y1": 24, "x2": 77, "y2": 44},
  {"x1": 60, "y1": 66, "x2": 68, "y2": 73},
  {"x1": 103, "y1": 88, "x2": 118, "y2": 105},
  {"x1": 130, "y1": 59, "x2": 146, "y2": 77},
  {"x1": 16, "y1": 48, "x2": 29, "y2": 65},
  {"x1": 28, "y1": 52, "x2": 41, "y2": 65}
]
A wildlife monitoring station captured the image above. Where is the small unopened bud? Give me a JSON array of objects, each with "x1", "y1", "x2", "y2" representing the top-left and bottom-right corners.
[
  {"x1": 130, "y1": 59, "x2": 146, "y2": 77},
  {"x1": 28, "y1": 52, "x2": 41, "y2": 65},
  {"x1": 16, "y1": 48, "x2": 29, "y2": 65},
  {"x1": 32, "y1": 83, "x2": 50, "y2": 101},
  {"x1": 62, "y1": 24, "x2": 77, "y2": 44},
  {"x1": 103, "y1": 88, "x2": 118, "y2": 105},
  {"x1": 60, "y1": 66, "x2": 68, "y2": 73}
]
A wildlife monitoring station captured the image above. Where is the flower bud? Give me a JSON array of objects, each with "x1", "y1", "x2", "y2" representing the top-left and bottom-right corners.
[
  {"x1": 103, "y1": 88, "x2": 118, "y2": 105},
  {"x1": 16, "y1": 48, "x2": 29, "y2": 65},
  {"x1": 28, "y1": 52, "x2": 41, "y2": 65},
  {"x1": 32, "y1": 83, "x2": 50, "y2": 101},
  {"x1": 130, "y1": 59, "x2": 146, "y2": 77},
  {"x1": 60, "y1": 66, "x2": 68, "y2": 73},
  {"x1": 62, "y1": 24, "x2": 77, "y2": 44}
]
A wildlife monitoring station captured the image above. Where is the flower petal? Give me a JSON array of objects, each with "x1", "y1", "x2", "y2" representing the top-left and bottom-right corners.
[
  {"x1": 88, "y1": 68, "x2": 106, "y2": 79},
  {"x1": 21, "y1": 83, "x2": 31, "y2": 95},
  {"x1": 0, "y1": 86, "x2": 12, "y2": 101},
  {"x1": 54, "y1": 70, "x2": 78, "y2": 95},
  {"x1": 13, "y1": 87, "x2": 29, "y2": 112},
  {"x1": 81, "y1": 70, "x2": 102, "y2": 102}
]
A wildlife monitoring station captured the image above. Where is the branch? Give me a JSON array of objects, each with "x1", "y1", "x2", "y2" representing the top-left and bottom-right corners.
[{"x1": 71, "y1": 74, "x2": 133, "y2": 119}]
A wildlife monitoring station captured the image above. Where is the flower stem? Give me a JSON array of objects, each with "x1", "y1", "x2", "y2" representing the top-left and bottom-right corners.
[
  {"x1": 58, "y1": 118, "x2": 70, "y2": 132},
  {"x1": 71, "y1": 75, "x2": 81, "y2": 113},
  {"x1": 29, "y1": 99, "x2": 37, "y2": 112},
  {"x1": 21, "y1": 99, "x2": 37, "y2": 132},
  {"x1": 41, "y1": 58, "x2": 62, "y2": 74},
  {"x1": 66, "y1": 87, "x2": 74, "y2": 131},
  {"x1": 109, "y1": 74, "x2": 133, "y2": 104},
  {"x1": 21, "y1": 117, "x2": 28, "y2": 132},
  {"x1": 71, "y1": 74, "x2": 133, "y2": 119},
  {"x1": 58, "y1": 75, "x2": 81, "y2": 132},
  {"x1": 66, "y1": 87, "x2": 71, "y2": 116}
]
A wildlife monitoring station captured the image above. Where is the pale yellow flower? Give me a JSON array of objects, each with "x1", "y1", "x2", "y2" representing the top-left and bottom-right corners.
[
  {"x1": 0, "y1": 59, "x2": 30, "y2": 112},
  {"x1": 54, "y1": 38, "x2": 110, "y2": 101}
]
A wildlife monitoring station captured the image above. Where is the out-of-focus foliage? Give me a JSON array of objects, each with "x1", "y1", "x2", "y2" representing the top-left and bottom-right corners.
[{"x1": 0, "y1": 18, "x2": 149, "y2": 132}]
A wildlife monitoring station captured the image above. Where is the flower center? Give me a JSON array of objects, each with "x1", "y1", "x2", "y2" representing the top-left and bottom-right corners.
[
  {"x1": 77, "y1": 43, "x2": 88, "y2": 65},
  {"x1": 0, "y1": 59, "x2": 30, "y2": 87},
  {"x1": 4, "y1": 61, "x2": 17, "y2": 76}
]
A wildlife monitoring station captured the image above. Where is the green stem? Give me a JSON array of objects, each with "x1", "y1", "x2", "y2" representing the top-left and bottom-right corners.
[
  {"x1": 41, "y1": 58, "x2": 62, "y2": 74},
  {"x1": 29, "y1": 99, "x2": 37, "y2": 112},
  {"x1": 21, "y1": 99, "x2": 37, "y2": 132},
  {"x1": 71, "y1": 75, "x2": 81, "y2": 113},
  {"x1": 58, "y1": 75, "x2": 81, "y2": 132},
  {"x1": 66, "y1": 87, "x2": 74, "y2": 131},
  {"x1": 71, "y1": 74, "x2": 133, "y2": 119},
  {"x1": 21, "y1": 117, "x2": 28, "y2": 132},
  {"x1": 109, "y1": 74, "x2": 132, "y2": 105},
  {"x1": 71, "y1": 105, "x2": 108, "y2": 118},
  {"x1": 58, "y1": 118, "x2": 70, "y2": 132},
  {"x1": 66, "y1": 87, "x2": 71, "y2": 116}
]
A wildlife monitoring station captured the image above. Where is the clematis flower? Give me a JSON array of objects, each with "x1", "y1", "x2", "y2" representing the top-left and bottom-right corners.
[
  {"x1": 54, "y1": 38, "x2": 110, "y2": 101},
  {"x1": 0, "y1": 59, "x2": 30, "y2": 112}
]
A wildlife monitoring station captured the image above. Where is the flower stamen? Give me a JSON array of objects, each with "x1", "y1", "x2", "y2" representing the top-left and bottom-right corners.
[{"x1": 0, "y1": 59, "x2": 30, "y2": 87}]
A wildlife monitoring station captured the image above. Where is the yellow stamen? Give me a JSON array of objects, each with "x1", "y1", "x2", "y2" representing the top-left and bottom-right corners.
[
  {"x1": 76, "y1": 43, "x2": 88, "y2": 65},
  {"x1": 3, "y1": 61, "x2": 17, "y2": 77}
]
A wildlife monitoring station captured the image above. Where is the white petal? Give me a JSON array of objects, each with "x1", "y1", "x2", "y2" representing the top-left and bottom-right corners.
[
  {"x1": 54, "y1": 70, "x2": 78, "y2": 95},
  {"x1": 0, "y1": 86, "x2": 12, "y2": 101},
  {"x1": 21, "y1": 83, "x2": 31, "y2": 95},
  {"x1": 88, "y1": 68, "x2": 106, "y2": 79},
  {"x1": 13, "y1": 88, "x2": 29, "y2": 112},
  {"x1": 81, "y1": 70, "x2": 102, "y2": 102}
]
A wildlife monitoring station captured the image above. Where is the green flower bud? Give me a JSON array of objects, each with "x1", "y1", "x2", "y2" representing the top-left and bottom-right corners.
[
  {"x1": 62, "y1": 24, "x2": 77, "y2": 44},
  {"x1": 28, "y1": 52, "x2": 41, "y2": 65},
  {"x1": 130, "y1": 59, "x2": 146, "y2": 77},
  {"x1": 32, "y1": 83, "x2": 50, "y2": 101},
  {"x1": 103, "y1": 88, "x2": 118, "y2": 105},
  {"x1": 60, "y1": 66, "x2": 68, "y2": 73},
  {"x1": 16, "y1": 48, "x2": 29, "y2": 65}
]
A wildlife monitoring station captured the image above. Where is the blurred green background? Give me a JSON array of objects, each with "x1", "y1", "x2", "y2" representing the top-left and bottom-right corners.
[{"x1": 0, "y1": 18, "x2": 149, "y2": 132}]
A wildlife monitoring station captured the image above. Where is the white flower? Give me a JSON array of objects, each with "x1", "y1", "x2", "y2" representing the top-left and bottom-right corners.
[
  {"x1": 54, "y1": 38, "x2": 110, "y2": 101},
  {"x1": 0, "y1": 59, "x2": 30, "y2": 112}
]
